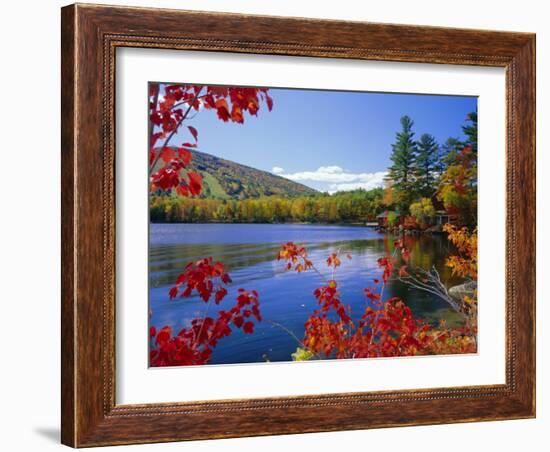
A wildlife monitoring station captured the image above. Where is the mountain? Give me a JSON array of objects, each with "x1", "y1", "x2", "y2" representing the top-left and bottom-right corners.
[{"x1": 159, "y1": 148, "x2": 318, "y2": 199}]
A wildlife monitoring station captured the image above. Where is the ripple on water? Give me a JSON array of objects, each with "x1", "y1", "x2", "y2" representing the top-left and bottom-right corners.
[{"x1": 149, "y1": 223, "x2": 465, "y2": 364}]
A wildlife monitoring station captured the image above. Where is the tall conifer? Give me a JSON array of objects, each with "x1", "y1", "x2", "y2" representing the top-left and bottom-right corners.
[
  {"x1": 415, "y1": 133, "x2": 439, "y2": 197},
  {"x1": 386, "y1": 115, "x2": 417, "y2": 208}
]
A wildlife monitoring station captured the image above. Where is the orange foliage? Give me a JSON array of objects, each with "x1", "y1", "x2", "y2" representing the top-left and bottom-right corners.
[
  {"x1": 402, "y1": 215, "x2": 420, "y2": 230},
  {"x1": 277, "y1": 243, "x2": 477, "y2": 360},
  {"x1": 443, "y1": 224, "x2": 478, "y2": 279}
]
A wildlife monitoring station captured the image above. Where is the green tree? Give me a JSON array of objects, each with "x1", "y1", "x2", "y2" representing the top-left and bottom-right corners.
[
  {"x1": 462, "y1": 111, "x2": 478, "y2": 157},
  {"x1": 437, "y1": 137, "x2": 463, "y2": 173},
  {"x1": 149, "y1": 189, "x2": 386, "y2": 224},
  {"x1": 387, "y1": 211, "x2": 399, "y2": 227},
  {"x1": 410, "y1": 197, "x2": 436, "y2": 225},
  {"x1": 415, "y1": 133, "x2": 439, "y2": 197},
  {"x1": 386, "y1": 116, "x2": 418, "y2": 209},
  {"x1": 437, "y1": 113, "x2": 478, "y2": 226},
  {"x1": 462, "y1": 110, "x2": 478, "y2": 189}
]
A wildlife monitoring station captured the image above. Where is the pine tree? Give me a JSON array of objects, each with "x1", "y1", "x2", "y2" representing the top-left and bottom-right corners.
[
  {"x1": 462, "y1": 111, "x2": 478, "y2": 156},
  {"x1": 436, "y1": 111, "x2": 478, "y2": 225},
  {"x1": 437, "y1": 137, "x2": 463, "y2": 173},
  {"x1": 462, "y1": 110, "x2": 478, "y2": 191},
  {"x1": 415, "y1": 133, "x2": 439, "y2": 197},
  {"x1": 386, "y1": 115, "x2": 417, "y2": 209}
]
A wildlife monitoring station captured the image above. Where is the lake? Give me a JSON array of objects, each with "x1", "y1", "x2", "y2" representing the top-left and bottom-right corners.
[{"x1": 149, "y1": 223, "x2": 465, "y2": 365}]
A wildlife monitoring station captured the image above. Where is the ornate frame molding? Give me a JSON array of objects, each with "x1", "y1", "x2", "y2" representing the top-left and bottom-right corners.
[{"x1": 62, "y1": 4, "x2": 535, "y2": 447}]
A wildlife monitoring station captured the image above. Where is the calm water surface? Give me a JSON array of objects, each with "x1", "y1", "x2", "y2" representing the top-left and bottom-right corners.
[{"x1": 149, "y1": 223, "x2": 464, "y2": 364}]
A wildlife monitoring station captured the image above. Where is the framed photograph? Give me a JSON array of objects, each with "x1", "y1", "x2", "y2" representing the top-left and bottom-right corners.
[{"x1": 61, "y1": 3, "x2": 535, "y2": 447}]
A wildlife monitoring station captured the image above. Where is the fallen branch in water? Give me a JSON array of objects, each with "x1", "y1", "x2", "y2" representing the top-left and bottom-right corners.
[{"x1": 396, "y1": 265, "x2": 467, "y2": 318}]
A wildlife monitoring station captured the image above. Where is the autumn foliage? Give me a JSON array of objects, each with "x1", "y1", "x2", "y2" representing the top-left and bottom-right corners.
[
  {"x1": 149, "y1": 83, "x2": 273, "y2": 197},
  {"x1": 149, "y1": 259, "x2": 262, "y2": 366},
  {"x1": 443, "y1": 224, "x2": 478, "y2": 280},
  {"x1": 277, "y1": 241, "x2": 313, "y2": 273},
  {"x1": 443, "y1": 224, "x2": 478, "y2": 320},
  {"x1": 148, "y1": 82, "x2": 477, "y2": 366},
  {"x1": 149, "y1": 83, "x2": 272, "y2": 366},
  {"x1": 436, "y1": 145, "x2": 477, "y2": 223},
  {"x1": 277, "y1": 241, "x2": 477, "y2": 360}
]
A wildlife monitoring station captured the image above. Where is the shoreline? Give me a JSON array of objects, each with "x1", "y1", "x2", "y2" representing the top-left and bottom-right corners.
[
  {"x1": 150, "y1": 220, "x2": 379, "y2": 227},
  {"x1": 149, "y1": 221, "x2": 453, "y2": 236}
]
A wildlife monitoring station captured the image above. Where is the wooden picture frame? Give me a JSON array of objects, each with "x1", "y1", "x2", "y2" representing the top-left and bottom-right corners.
[{"x1": 61, "y1": 3, "x2": 535, "y2": 447}]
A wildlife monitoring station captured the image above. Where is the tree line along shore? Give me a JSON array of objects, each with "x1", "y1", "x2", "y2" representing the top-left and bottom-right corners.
[{"x1": 150, "y1": 112, "x2": 477, "y2": 231}]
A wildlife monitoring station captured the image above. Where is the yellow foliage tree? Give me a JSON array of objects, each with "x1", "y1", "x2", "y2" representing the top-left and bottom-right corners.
[{"x1": 409, "y1": 197, "x2": 436, "y2": 225}]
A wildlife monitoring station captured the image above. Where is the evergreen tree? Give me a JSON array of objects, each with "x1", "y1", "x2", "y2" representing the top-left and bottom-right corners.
[
  {"x1": 462, "y1": 110, "x2": 478, "y2": 189},
  {"x1": 415, "y1": 133, "x2": 439, "y2": 197},
  {"x1": 436, "y1": 111, "x2": 478, "y2": 225},
  {"x1": 437, "y1": 137, "x2": 463, "y2": 173},
  {"x1": 386, "y1": 115, "x2": 417, "y2": 209},
  {"x1": 462, "y1": 111, "x2": 478, "y2": 156}
]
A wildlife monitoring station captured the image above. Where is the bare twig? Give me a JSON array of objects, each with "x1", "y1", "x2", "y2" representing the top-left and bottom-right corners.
[
  {"x1": 396, "y1": 265, "x2": 468, "y2": 318},
  {"x1": 267, "y1": 320, "x2": 322, "y2": 360}
]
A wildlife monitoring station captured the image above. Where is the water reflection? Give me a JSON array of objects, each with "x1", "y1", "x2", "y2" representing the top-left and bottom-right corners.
[{"x1": 149, "y1": 223, "x2": 465, "y2": 364}]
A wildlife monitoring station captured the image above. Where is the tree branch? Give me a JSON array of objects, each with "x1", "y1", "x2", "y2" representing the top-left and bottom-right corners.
[
  {"x1": 267, "y1": 320, "x2": 323, "y2": 360},
  {"x1": 149, "y1": 86, "x2": 204, "y2": 174},
  {"x1": 396, "y1": 265, "x2": 467, "y2": 317}
]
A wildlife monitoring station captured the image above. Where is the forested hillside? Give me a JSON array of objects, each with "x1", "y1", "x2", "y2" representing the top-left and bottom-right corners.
[{"x1": 152, "y1": 148, "x2": 317, "y2": 200}]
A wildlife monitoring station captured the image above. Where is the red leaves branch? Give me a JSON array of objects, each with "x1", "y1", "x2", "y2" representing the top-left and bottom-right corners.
[
  {"x1": 149, "y1": 83, "x2": 273, "y2": 366},
  {"x1": 149, "y1": 83, "x2": 273, "y2": 199},
  {"x1": 277, "y1": 242, "x2": 313, "y2": 273},
  {"x1": 168, "y1": 257, "x2": 231, "y2": 303},
  {"x1": 150, "y1": 259, "x2": 262, "y2": 366},
  {"x1": 278, "y1": 242, "x2": 476, "y2": 360}
]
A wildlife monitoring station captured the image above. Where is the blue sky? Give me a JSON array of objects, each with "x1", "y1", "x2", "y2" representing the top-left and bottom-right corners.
[{"x1": 171, "y1": 86, "x2": 477, "y2": 193}]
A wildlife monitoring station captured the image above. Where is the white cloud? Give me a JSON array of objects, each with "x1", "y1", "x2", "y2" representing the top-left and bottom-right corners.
[
  {"x1": 315, "y1": 165, "x2": 345, "y2": 174},
  {"x1": 328, "y1": 175, "x2": 387, "y2": 193},
  {"x1": 277, "y1": 166, "x2": 387, "y2": 192},
  {"x1": 272, "y1": 166, "x2": 285, "y2": 174}
]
